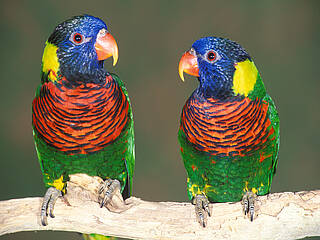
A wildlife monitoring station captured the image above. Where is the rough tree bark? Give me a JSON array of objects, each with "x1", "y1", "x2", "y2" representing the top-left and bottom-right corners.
[{"x1": 0, "y1": 174, "x2": 319, "y2": 240}]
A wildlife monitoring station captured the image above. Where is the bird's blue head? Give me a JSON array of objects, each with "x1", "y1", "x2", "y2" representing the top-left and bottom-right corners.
[
  {"x1": 41, "y1": 15, "x2": 118, "y2": 84},
  {"x1": 179, "y1": 37, "x2": 260, "y2": 100}
]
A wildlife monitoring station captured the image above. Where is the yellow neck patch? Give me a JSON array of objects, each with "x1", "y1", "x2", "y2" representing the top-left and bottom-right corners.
[
  {"x1": 232, "y1": 59, "x2": 258, "y2": 97},
  {"x1": 42, "y1": 41, "x2": 60, "y2": 82}
]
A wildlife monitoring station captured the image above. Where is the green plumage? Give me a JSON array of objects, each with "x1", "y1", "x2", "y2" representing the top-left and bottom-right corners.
[
  {"x1": 32, "y1": 15, "x2": 135, "y2": 238},
  {"x1": 178, "y1": 37, "x2": 280, "y2": 205},
  {"x1": 33, "y1": 73, "x2": 134, "y2": 194},
  {"x1": 179, "y1": 89, "x2": 279, "y2": 202}
]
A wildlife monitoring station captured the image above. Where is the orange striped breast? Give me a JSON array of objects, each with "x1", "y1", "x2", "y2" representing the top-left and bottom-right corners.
[
  {"x1": 32, "y1": 75, "x2": 129, "y2": 155},
  {"x1": 180, "y1": 96, "x2": 274, "y2": 156}
]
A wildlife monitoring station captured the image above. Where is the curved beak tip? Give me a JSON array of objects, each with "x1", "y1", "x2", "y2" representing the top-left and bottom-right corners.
[
  {"x1": 95, "y1": 32, "x2": 119, "y2": 65},
  {"x1": 178, "y1": 64, "x2": 185, "y2": 82},
  {"x1": 178, "y1": 50, "x2": 199, "y2": 82},
  {"x1": 112, "y1": 48, "x2": 118, "y2": 66}
]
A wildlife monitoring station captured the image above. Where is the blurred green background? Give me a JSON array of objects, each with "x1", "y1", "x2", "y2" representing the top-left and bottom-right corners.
[{"x1": 1, "y1": 0, "x2": 319, "y2": 239}]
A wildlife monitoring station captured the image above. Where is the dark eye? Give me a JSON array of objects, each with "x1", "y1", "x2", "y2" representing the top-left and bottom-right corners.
[
  {"x1": 207, "y1": 51, "x2": 217, "y2": 61},
  {"x1": 70, "y1": 32, "x2": 85, "y2": 45},
  {"x1": 69, "y1": 33, "x2": 92, "y2": 45},
  {"x1": 73, "y1": 33, "x2": 83, "y2": 43}
]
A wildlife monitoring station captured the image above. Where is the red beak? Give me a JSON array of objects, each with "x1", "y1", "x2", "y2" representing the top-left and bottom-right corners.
[
  {"x1": 95, "y1": 30, "x2": 119, "y2": 66},
  {"x1": 178, "y1": 49, "x2": 199, "y2": 81}
]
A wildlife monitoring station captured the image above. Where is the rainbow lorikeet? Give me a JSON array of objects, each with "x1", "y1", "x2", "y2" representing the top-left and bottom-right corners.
[
  {"x1": 32, "y1": 15, "x2": 135, "y2": 239},
  {"x1": 178, "y1": 37, "x2": 279, "y2": 226}
]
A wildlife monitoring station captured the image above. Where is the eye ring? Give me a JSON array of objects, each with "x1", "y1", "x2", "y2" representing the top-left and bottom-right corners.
[
  {"x1": 207, "y1": 50, "x2": 217, "y2": 62},
  {"x1": 73, "y1": 33, "x2": 83, "y2": 43},
  {"x1": 70, "y1": 32, "x2": 84, "y2": 45}
]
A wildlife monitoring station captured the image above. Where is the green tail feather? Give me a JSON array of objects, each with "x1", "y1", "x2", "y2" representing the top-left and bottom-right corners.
[{"x1": 83, "y1": 234, "x2": 117, "y2": 240}]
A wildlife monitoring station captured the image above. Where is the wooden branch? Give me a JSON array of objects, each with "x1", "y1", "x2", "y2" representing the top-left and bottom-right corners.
[{"x1": 0, "y1": 174, "x2": 319, "y2": 240}]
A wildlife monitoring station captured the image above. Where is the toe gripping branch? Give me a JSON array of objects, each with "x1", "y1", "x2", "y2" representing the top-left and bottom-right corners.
[
  {"x1": 192, "y1": 193, "x2": 212, "y2": 227},
  {"x1": 98, "y1": 179, "x2": 121, "y2": 208},
  {"x1": 41, "y1": 187, "x2": 63, "y2": 226},
  {"x1": 40, "y1": 175, "x2": 130, "y2": 227},
  {"x1": 242, "y1": 191, "x2": 256, "y2": 221}
]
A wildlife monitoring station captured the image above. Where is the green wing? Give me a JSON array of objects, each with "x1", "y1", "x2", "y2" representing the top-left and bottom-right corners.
[
  {"x1": 251, "y1": 72, "x2": 280, "y2": 183},
  {"x1": 263, "y1": 93, "x2": 280, "y2": 177},
  {"x1": 110, "y1": 73, "x2": 135, "y2": 195}
]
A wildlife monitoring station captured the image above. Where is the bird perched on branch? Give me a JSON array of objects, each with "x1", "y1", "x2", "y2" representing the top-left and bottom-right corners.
[
  {"x1": 32, "y1": 15, "x2": 135, "y2": 240},
  {"x1": 178, "y1": 37, "x2": 279, "y2": 226}
]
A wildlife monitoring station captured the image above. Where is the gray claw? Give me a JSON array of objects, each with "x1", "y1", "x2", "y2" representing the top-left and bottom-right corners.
[
  {"x1": 193, "y1": 194, "x2": 211, "y2": 227},
  {"x1": 99, "y1": 179, "x2": 121, "y2": 208},
  {"x1": 242, "y1": 191, "x2": 256, "y2": 222},
  {"x1": 41, "y1": 187, "x2": 62, "y2": 226}
]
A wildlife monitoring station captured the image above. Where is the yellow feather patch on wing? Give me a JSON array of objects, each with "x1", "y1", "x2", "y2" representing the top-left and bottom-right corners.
[
  {"x1": 188, "y1": 182, "x2": 216, "y2": 197},
  {"x1": 243, "y1": 182, "x2": 260, "y2": 194},
  {"x1": 189, "y1": 183, "x2": 202, "y2": 196},
  {"x1": 232, "y1": 59, "x2": 258, "y2": 97},
  {"x1": 42, "y1": 41, "x2": 60, "y2": 82},
  {"x1": 204, "y1": 184, "x2": 216, "y2": 194},
  {"x1": 243, "y1": 181, "x2": 249, "y2": 192},
  {"x1": 251, "y1": 187, "x2": 258, "y2": 194},
  {"x1": 47, "y1": 175, "x2": 66, "y2": 193}
]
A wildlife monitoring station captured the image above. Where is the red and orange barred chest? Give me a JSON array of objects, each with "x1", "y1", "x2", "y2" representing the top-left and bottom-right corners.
[
  {"x1": 32, "y1": 75, "x2": 129, "y2": 155},
  {"x1": 180, "y1": 96, "x2": 275, "y2": 156}
]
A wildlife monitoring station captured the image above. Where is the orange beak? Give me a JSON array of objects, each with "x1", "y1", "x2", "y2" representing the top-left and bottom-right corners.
[
  {"x1": 95, "y1": 30, "x2": 119, "y2": 66},
  {"x1": 178, "y1": 49, "x2": 199, "y2": 81}
]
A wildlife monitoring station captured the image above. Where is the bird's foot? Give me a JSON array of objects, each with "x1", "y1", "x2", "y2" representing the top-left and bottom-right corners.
[
  {"x1": 242, "y1": 191, "x2": 257, "y2": 221},
  {"x1": 98, "y1": 178, "x2": 123, "y2": 208},
  {"x1": 41, "y1": 187, "x2": 62, "y2": 226},
  {"x1": 192, "y1": 193, "x2": 211, "y2": 227},
  {"x1": 98, "y1": 178, "x2": 131, "y2": 212}
]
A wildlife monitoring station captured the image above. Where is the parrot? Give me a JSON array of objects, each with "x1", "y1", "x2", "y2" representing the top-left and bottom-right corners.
[
  {"x1": 178, "y1": 36, "x2": 279, "y2": 226},
  {"x1": 32, "y1": 15, "x2": 135, "y2": 240}
]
